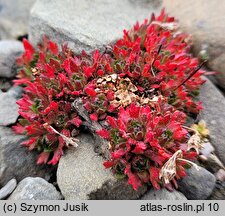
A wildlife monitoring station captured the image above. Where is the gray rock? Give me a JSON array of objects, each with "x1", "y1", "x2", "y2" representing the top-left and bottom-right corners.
[
  {"x1": 0, "y1": 78, "x2": 12, "y2": 92},
  {"x1": 215, "y1": 169, "x2": 225, "y2": 182},
  {"x1": 0, "y1": 90, "x2": 19, "y2": 126},
  {"x1": 198, "y1": 78, "x2": 225, "y2": 165},
  {"x1": 178, "y1": 166, "x2": 216, "y2": 200},
  {"x1": 0, "y1": 178, "x2": 17, "y2": 200},
  {"x1": 57, "y1": 133, "x2": 147, "y2": 200},
  {"x1": 163, "y1": 0, "x2": 225, "y2": 90},
  {"x1": 0, "y1": 40, "x2": 24, "y2": 78},
  {"x1": 208, "y1": 181, "x2": 225, "y2": 200},
  {"x1": 8, "y1": 177, "x2": 62, "y2": 200},
  {"x1": 0, "y1": 127, "x2": 53, "y2": 186},
  {"x1": 29, "y1": 0, "x2": 161, "y2": 53},
  {"x1": 200, "y1": 142, "x2": 215, "y2": 157},
  {"x1": 0, "y1": 0, "x2": 36, "y2": 39},
  {"x1": 7, "y1": 86, "x2": 23, "y2": 99},
  {"x1": 0, "y1": 85, "x2": 23, "y2": 127},
  {"x1": 200, "y1": 153, "x2": 224, "y2": 174},
  {"x1": 141, "y1": 188, "x2": 187, "y2": 200}
]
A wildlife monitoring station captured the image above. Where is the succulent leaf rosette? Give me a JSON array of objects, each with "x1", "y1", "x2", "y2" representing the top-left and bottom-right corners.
[
  {"x1": 97, "y1": 103, "x2": 197, "y2": 190},
  {"x1": 13, "y1": 10, "x2": 207, "y2": 190}
]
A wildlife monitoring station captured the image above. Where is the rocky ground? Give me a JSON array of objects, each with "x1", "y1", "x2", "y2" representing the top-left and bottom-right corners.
[{"x1": 0, "y1": 0, "x2": 225, "y2": 200}]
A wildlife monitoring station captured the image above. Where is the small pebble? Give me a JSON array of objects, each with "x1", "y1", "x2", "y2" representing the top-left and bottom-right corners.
[{"x1": 0, "y1": 178, "x2": 17, "y2": 200}]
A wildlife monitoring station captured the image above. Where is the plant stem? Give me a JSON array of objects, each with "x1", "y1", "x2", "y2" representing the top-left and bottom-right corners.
[{"x1": 174, "y1": 60, "x2": 207, "y2": 91}]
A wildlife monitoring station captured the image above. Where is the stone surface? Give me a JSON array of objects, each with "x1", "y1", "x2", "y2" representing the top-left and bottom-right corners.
[
  {"x1": 163, "y1": 0, "x2": 225, "y2": 90},
  {"x1": 215, "y1": 169, "x2": 225, "y2": 182},
  {"x1": 178, "y1": 166, "x2": 216, "y2": 200},
  {"x1": 0, "y1": 78, "x2": 12, "y2": 92},
  {"x1": 208, "y1": 181, "x2": 225, "y2": 200},
  {"x1": 0, "y1": 178, "x2": 17, "y2": 200},
  {"x1": 200, "y1": 153, "x2": 224, "y2": 174},
  {"x1": 200, "y1": 142, "x2": 215, "y2": 157},
  {"x1": 0, "y1": 40, "x2": 24, "y2": 78},
  {"x1": 0, "y1": 0, "x2": 36, "y2": 39},
  {"x1": 8, "y1": 177, "x2": 62, "y2": 200},
  {"x1": 0, "y1": 86, "x2": 23, "y2": 126},
  {"x1": 0, "y1": 90, "x2": 19, "y2": 126},
  {"x1": 57, "y1": 133, "x2": 147, "y2": 200},
  {"x1": 141, "y1": 188, "x2": 187, "y2": 200},
  {"x1": 198, "y1": 77, "x2": 225, "y2": 165},
  {"x1": 29, "y1": 0, "x2": 161, "y2": 53},
  {"x1": 0, "y1": 127, "x2": 52, "y2": 186},
  {"x1": 7, "y1": 86, "x2": 23, "y2": 99}
]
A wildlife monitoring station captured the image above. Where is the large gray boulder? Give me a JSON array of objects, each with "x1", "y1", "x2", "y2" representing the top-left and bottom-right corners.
[
  {"x1": 29, "y1": 0, "x2": 162, "y2": 53},
  {"x1": 198, "y1": 78, "x2": 225, "y2": 165},
  {"x1": 8, "y1": 177, "x2": 62, "y2": 200},
  {"x1": 163, "y1": 0, "x2": 225, "y2": 90},
  {"x1": 57, "y1": 133, "x2": 147, "y2": 200},
  {"x1": 0, "y1": 0, "x2": 36, "y2": 39},
  {"x1": 0, "y1": 90, "x2": 19, "y2": 126},
  {"x1": 0, "y1": 40, "x2": 24, "y2": 78},
  {"x1": 141, "y1": 188, "x2": 187, "y2": 200},
  {"x1": 0, "y1": 127, "x2": 53, "y2": 186},
  {"x1": 177, "y1": 166, "x2": 216, "y2": 200}
]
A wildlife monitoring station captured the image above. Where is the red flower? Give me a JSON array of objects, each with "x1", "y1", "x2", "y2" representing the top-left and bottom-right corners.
[
  {"x1": 48, "y1": 41, "x2": 59, "y2": 55},
  {"x1": 23, "y1": 39, "x2": 35, "y2": 55},
  {"x1": 97, "y1": 69, "x2": 104, "y2": 76},
  {"x1": 12, "y1": 124, "x2": 26, "y2": 134},
  {"x1": 85, "y1": 86, "x2": 96, "y2": 97},
  {"x1": 97, "y1": 129, "x2": 110, "y2": 139},
  {"x1": 17, "y1": 39, "x2": 35, "y2": 65},
  {"x1": 84, "y1": 67, "x2": 94, "y2": 78},
  {"x1": 106, "y1": 91, "x2": 114, "y2": 101},
  {"x1": 125, "y1": 165, "x2": 142, "y2": 191},
  {"x1": 149, "y1": 167, "x2": 160, "y2": 190},
  {"x1": 70, "y1": 90, "x2": 82, "y2": 96},
  {"x1": 37, "y1": 152, "x2": 50, "y2": 164},
  {"x1": 69, "y1": 117, "x2": 82, "y2": 127},
  {"x1": 103, "y1": 161, "x2": 114, "y2": 168},
  {"x1": 142, "y1": 64, "x2": 151, "y2": 77},
  {"x1": 45, "y1": 65, "x2": 55, "y2": 78},
  {"x1": 21, "y1": 138, "x2": 37, "y2": 150},
  {"x1": 106, "y1": 116, "x2": 117, "y2": 128},
  {"x1": 90, "y1": 113, "x2": 98, "y2": 121},
  {"x1": 132, "y1": 142, "x2": 146, "y2": 154},
  {"x1": 112, "y1": 149, "x2": 126, "y2": 159},
  {"x1": 42, "y1": 101, "x2": 58, "y2": 115},
  {"x1": 48, "y1": 148, "x2": 63, "y2": 165},
  {"x1": 128, "y1": 103, "x2": 140, "y2": 118}
]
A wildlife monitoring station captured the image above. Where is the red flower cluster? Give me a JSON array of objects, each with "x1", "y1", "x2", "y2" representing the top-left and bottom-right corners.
[
  {"x1": 111, "y1": 10, "x2": 205, "y2": 114},
  {"x1": 13, "y1": 10, "x2": 207, "y2": 190},
  {"x1": 14, "y1": 38, "x2": 87, "y2": 165},
  {"x1": 97, "y1": 103, "x2": 197, "y2": 190}
]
